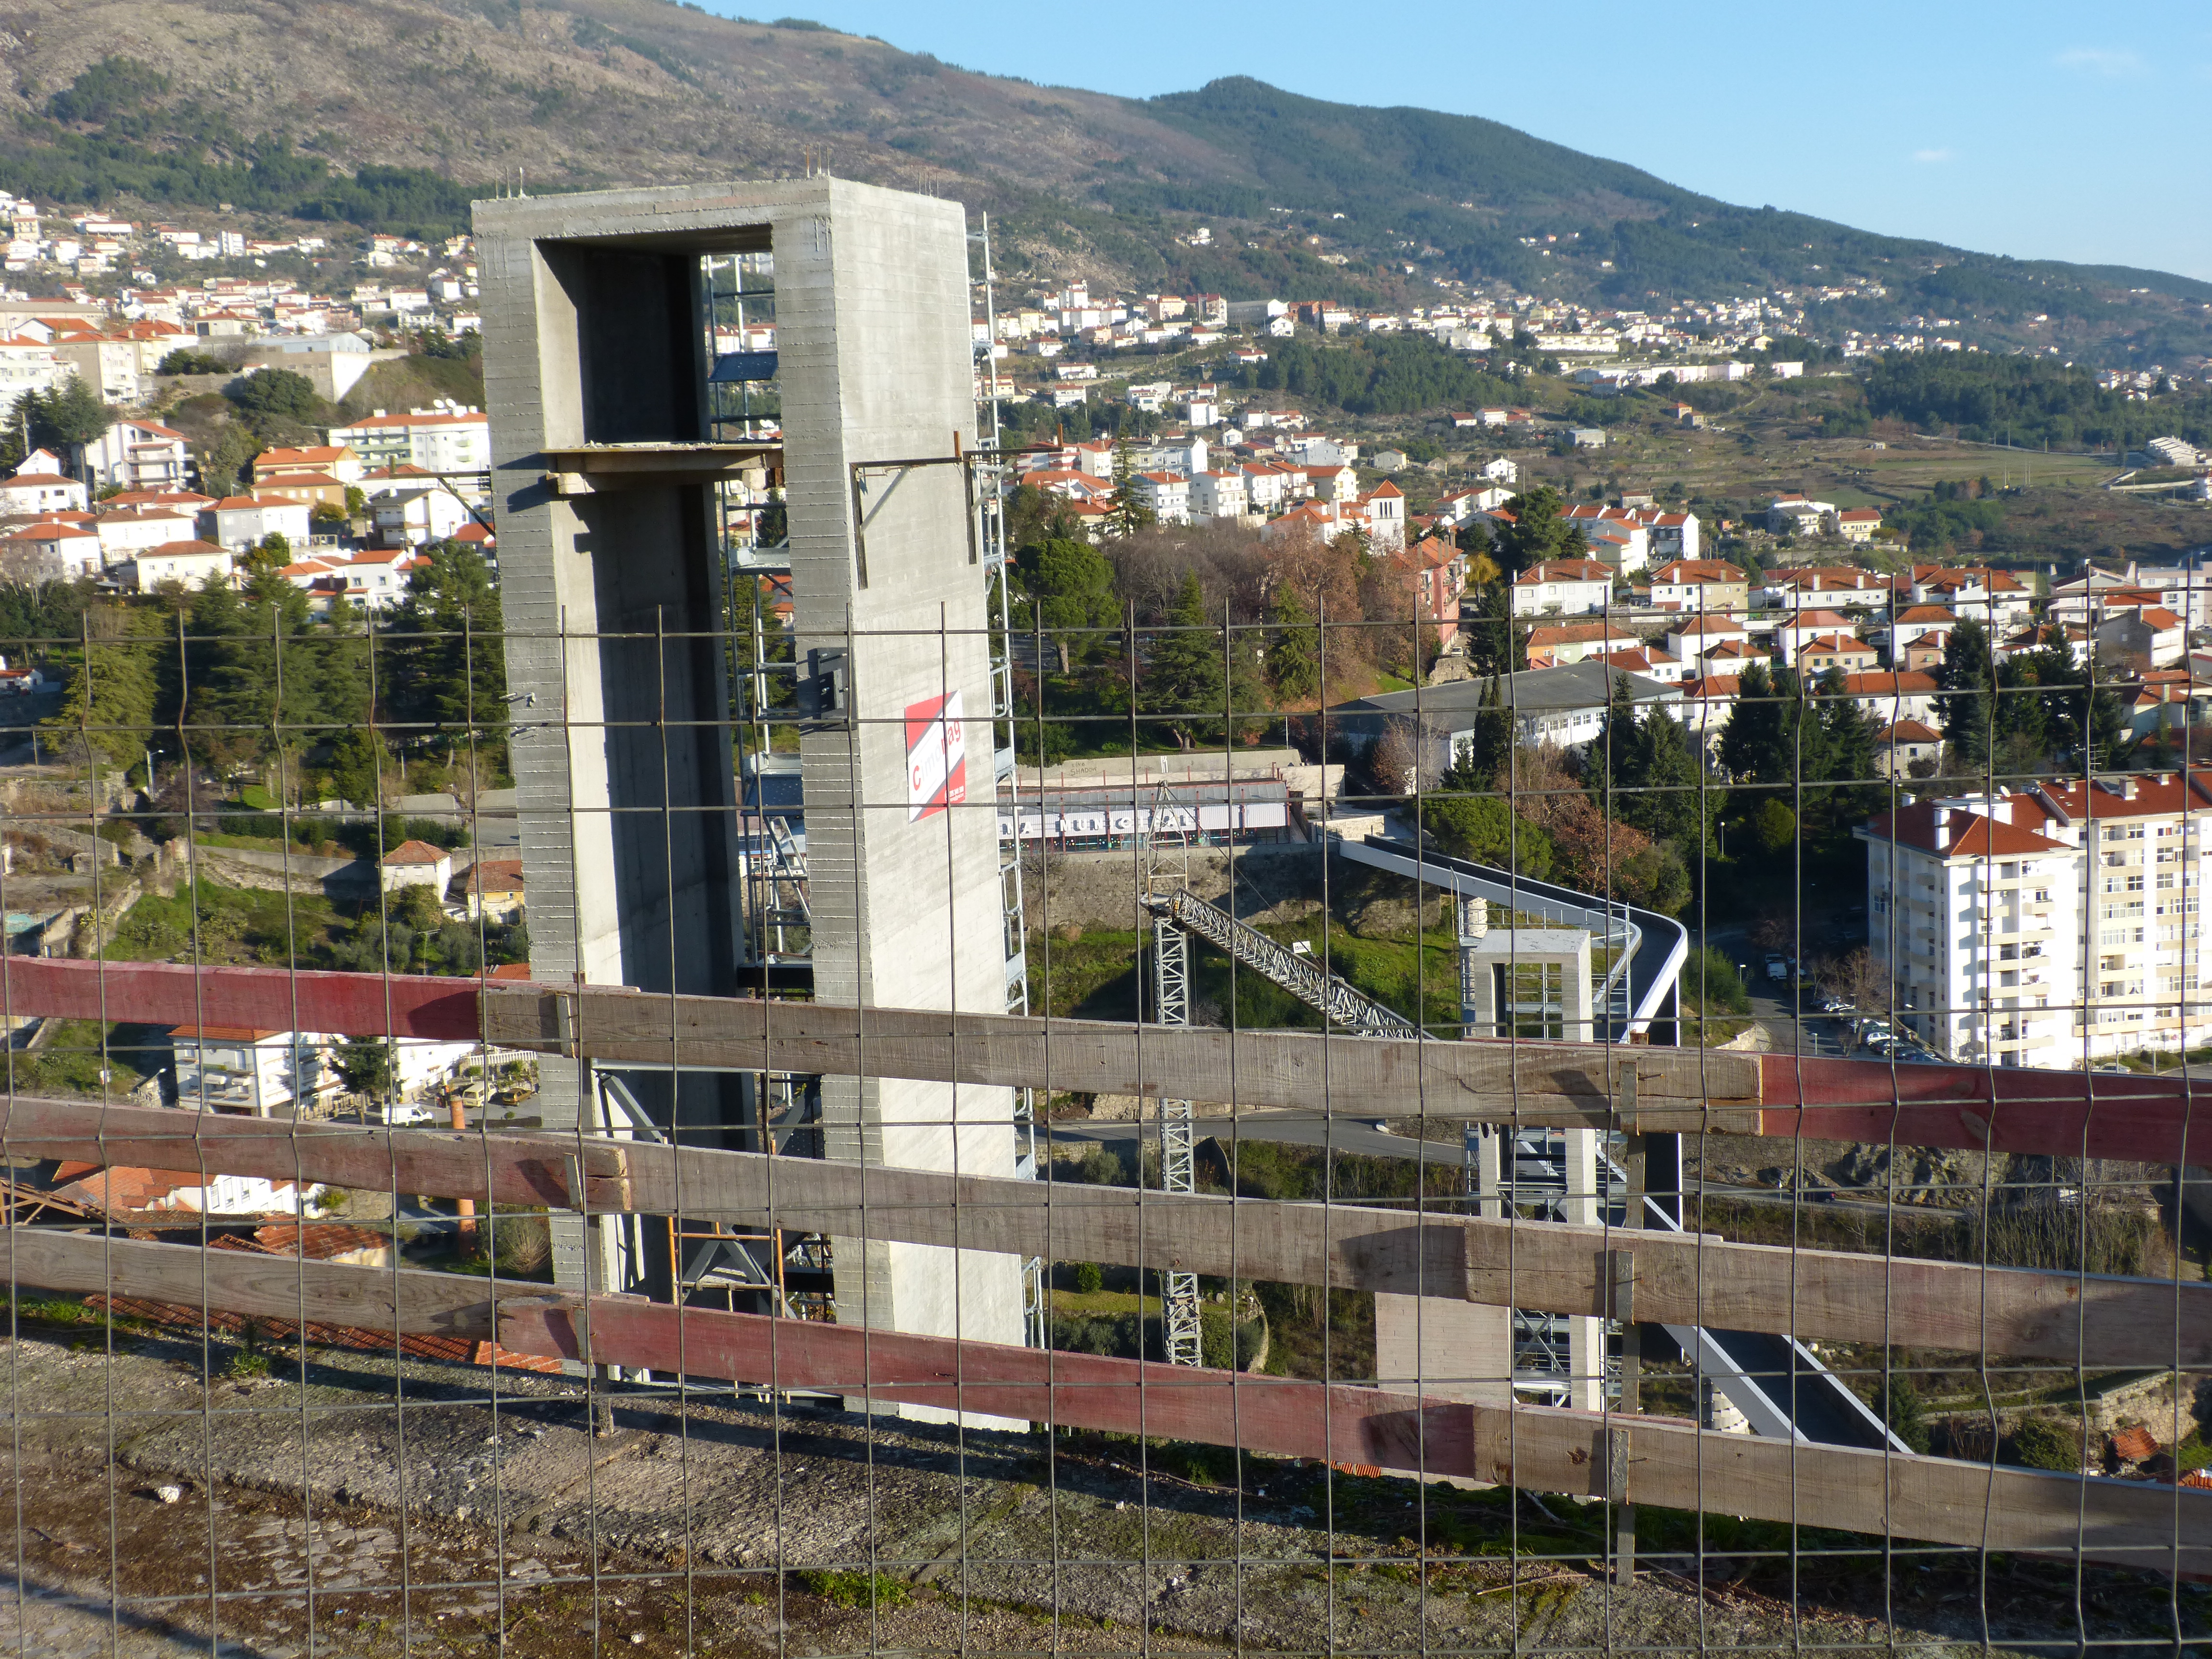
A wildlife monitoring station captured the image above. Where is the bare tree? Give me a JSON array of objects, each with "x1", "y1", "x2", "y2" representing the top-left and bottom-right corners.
[
  {"x1": 1816, "y1": 947, "x2": 1894, "y2": 1015},
  {"x1": 1370, "y1": 717, "x2": 1418, "y2": 795}
]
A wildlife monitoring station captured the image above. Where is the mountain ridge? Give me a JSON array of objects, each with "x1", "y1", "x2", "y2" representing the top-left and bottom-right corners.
[{"x1": 4, "y1": 3, "x2": 2207, "y2": 364}]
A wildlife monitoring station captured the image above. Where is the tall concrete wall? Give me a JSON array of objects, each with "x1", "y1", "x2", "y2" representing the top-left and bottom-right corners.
[{"x1": 475, "y1": 179, "x2": 1020, "y2": 1388}]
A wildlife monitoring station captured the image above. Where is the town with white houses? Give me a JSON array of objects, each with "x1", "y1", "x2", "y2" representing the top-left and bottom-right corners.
[{"x1": 0, "y1": 183, "x2": 2205, "y2": 1086}]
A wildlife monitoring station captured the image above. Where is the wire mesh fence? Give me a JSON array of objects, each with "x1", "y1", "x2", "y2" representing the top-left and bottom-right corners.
[{"x1": 0, "y1": 573, "x2": 2206, "y2": 1659}]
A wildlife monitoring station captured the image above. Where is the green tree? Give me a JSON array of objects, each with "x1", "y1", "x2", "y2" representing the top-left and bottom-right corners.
[
  {"x1": 1106, "y1": 441, "x2": 1154, "y2": 539},
  {"x1": 21, "y1": 375, "x2": 115, "y2": 471},
  {"x1": 225, "y1": 368, "x2": 324, "y2": 433},
  {"x1": 41, "y1": 604, "x2": 160, "y2": 772},
  {"x1": 156, "y1": 348, "x2": 229, "y2": 376},
  {"x1": 1419, "y1": 791, "x2": 1556, "y2": 878},
  {"x1": 240, "y1": 532, "x2": 293, "y2": 579},
  {"x1": 1719, "y1": 660, "x2": 1793, "y2": 785},
  {"x1": 380, "y1": 540, "x2": 507, "y2": 757},
  {"x1": 1754, "y1": 797, "x2": 1797, "y2": 854},
  {"x1": 1264, "y1": 582, "x2": 1321, "y2": 704},
  {"x1": 1613, "y1": 842, "x2": 1691, "y2": 916},
  {"x1": 333, "y1": 1037, "x2": 397, "y2": 1104},
  {"x1": 1018, "y1": 536, "x2": 1118, "y2": 673},
  {"x1": 1140, "y1": 572, "x2": 1226, "y2": 746},
  {"x1": 1937, "y1": 618, "x2": 1994, "y2": 774},
  {"x1": 196, "y1": 423, "x2": 257, "y2": 498},
  {"x1": 180, "y1": 571, "x2": 370, "y2": 792},
  {"x1": 327, "y1": 726, "x2": 391, "y2": 808},
  {"x1": 1488, "y1": 487, "x2": 1586, "y2": 577},
  {"x1": 1458, "y1": 674, "x2": 1515, "y2": 785},
  {"x1": 1462, "y1": 579, "x2": 1528, "y2": 678}
]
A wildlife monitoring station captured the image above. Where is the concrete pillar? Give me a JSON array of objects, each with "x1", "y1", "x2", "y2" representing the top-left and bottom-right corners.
[{"x1": 477, "y1": 181, "x2": 1021, "y2": 1408}]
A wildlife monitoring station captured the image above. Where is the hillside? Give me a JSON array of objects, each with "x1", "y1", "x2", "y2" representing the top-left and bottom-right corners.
[{"x1": 7, "y1": 0, "x2": 2210, "y2": 364}]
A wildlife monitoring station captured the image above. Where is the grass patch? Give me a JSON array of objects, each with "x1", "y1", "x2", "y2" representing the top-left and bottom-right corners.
[
  {"x1": 791, "y1": 1569, "x2": 909, "y2": 1611},
  {"x1": 104, "y1": 880, "x2": 343, "y2": 967}
]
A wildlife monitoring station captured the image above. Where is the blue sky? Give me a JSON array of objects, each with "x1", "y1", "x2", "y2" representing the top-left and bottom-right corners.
[{"x1": 706, "y1": 0, "x2": 2212, "y2": 280}]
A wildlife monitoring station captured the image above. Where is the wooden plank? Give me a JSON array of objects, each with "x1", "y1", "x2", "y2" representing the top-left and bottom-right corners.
[
  {"x1": 0, "y1": 958, "x2": 482, "y2": 1042},
  {"x1": 1760, "y1": 1054, "x2": 2212, "y2": 1167},
  {"x1": 8, "y1": 1227, "x2": 2203, "y2": 1575},
  {"x1": 8, "y1": 958, "x2": 2212, "y2": 1166},
  {"x1": 0, "y1": 1227, "x2": 502, "y2": 1339},
  {"x1": 481, "y1": 985, "x2": 1766, "y2": 1130},
  {"x1": 0, "y1": 1096, "x2": 631, "y2": 1213},
  {"x1": 499, "y1": 1286, "x2": 2212, "y2": 1577},
  {"x1": 9, "y1": 1095, "x2": 2208, "y2": 1368}
]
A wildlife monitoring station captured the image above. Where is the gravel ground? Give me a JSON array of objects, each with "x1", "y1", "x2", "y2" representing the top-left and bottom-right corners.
[{"x1": 0, "y1": 1316, "x2": 2201, "y2": 1657}]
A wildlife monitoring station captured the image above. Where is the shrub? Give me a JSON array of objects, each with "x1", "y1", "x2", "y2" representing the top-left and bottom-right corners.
[
  {"x1": 2009, "y1": 1416, "x2": 2083, "y2": 1471},
  {"x1": 1073, "y1": 1260, "x2": 1104, "y2": 1295},
  {"x1": 1872, "y1": 1374, "x2": 1931, "y2": 1454}
]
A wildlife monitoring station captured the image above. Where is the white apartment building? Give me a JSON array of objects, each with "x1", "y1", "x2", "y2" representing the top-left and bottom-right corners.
[
  {"x1": 171, "y1": 1024, "x2": 339, "y2": 1116},
  {"x1": 1132, "y1": 470, "x2": 1190, "y2": 525},
  {"x1": 327, "y1": 404, "x2": 491, "y2": 475},
  {"x1": 1859, "y1": 773, "x2": 2212, "y2": 1068},
  {"x1": 82, "y1": 418, "x2": 190, "y2": 492},
  {"x1": 1189, "y1": 469, "x2": 1252, "y2": 523},
  {"x1": 1510, "y1": 558, "x2": 1614, "y2": 616}
]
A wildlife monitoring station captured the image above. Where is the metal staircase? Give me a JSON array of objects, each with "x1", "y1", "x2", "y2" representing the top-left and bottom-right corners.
[{"x1": 1142, "y1": 888, "x2": 1421, "y2": 1039}]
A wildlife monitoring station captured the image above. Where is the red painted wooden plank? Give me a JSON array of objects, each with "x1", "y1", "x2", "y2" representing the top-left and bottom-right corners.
[
  {"x1": 1758, "y1": 1054, "x2": 2209, "y2": 1167},
  {"x1": 506, "y1": 1297, "x2": 1471, "y2": 1475},
  {"x1": 0, "y1": 957, "x2": 485, "y2": 1041}
]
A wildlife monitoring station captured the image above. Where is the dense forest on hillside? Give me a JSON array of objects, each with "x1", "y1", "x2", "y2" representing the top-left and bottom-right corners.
[
  {"x1": 1863, "y1": 355, "x2": 2212, "y2": 450},
  {"x1": 1227, "y1": 335, "x2": 1520, "y2": 416},
  {"x1": 7, "y1": 59, "x2": 476, "y2": 236}
]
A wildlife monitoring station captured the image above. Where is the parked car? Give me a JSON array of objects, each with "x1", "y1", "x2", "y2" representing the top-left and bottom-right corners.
[{"x1": 1765, "y1": 953, "x2": 1788, "y2": 982}]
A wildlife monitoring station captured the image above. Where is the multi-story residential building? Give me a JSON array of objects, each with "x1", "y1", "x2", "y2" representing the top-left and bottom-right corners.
[
  {"x1": 1131, "y1": 471, "x2": 1190, "y2": 525},
  {"x1": 1858, "y1": 797, "x2": 2083, "y2": 1069},
  {"x1": 326, "y1": 403, "x2": 491, "y2": 476},
  {"x1": 0, "y1": 449, "x2": 88, "y2": 515},
  {"x1": 1648, "y1": 558, "x2": 1749, "y2": 614},
  {"x1": 1189, "y1": 469, "x2": 1250, "y2": 524},
  {"x1": 1859, "y1": 774, "x2": 2212, "y2": 1067},
  {"x1": 1525, "y1": 618, "x2": 1641, "y2": 667},
  {"x1": 171, "y1": 1024, "x2": 338, "y2": 1116},
  {"x1": 1908, "y1": 565, "x2": 2033, "y2": 632},
  {"x1": 1634, "y1": 508, "x2": 1700, "y2": 561},
  {"x1": 1510, "y1": 558, "x2": 1615, "y2": 616},
  {"x1": 81, "y1": 419, "x2": 190, "y2": 492}
]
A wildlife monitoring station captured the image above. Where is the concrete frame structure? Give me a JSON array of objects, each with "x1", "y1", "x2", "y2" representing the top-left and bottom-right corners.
[{"x1": 475, "y1": 179, "x2": 1022, "y2": 1387}]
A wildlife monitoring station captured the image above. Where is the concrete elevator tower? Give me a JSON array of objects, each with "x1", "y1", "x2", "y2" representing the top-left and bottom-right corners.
[{"x1": 475, "y1": 179, "x2": 1023, "y2": 1383}]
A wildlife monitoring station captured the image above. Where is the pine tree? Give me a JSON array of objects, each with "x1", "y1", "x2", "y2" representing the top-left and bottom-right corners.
[
  {"x1": 1140, "y1": 571, "x2": 1224, "y2": 747},
  {"x1": 1107, "y1": 441, "x2": 1154, "y2": 539},
  {"x1": 1719, "y1": 659, "x2": 1793, "y2": 785},
  {"x1": 1937, "y1": 617, "x2": 1994, "y2": 774},
  {"x1": 1464, "y1": 580, "x2": 1527, "y2": 678},
  {"x1": 1264, "y1": 583, "x2": 1321, "y2": 704},
  {"x1": 42, "y1": 604, "x2": 160, "y2": 773}
]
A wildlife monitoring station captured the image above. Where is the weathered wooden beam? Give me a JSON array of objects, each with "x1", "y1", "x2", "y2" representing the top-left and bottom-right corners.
[
  {"x1": 478, "y1": 983, "x2": 1765, "y2": 1130},
  {"x1": 8, "y1": 1227, "x2": 2188, "y2": 1576},
  {"x1": 7, "y1": 957, "x2": 2212, "y2": 1165},
  {"x1": 0, "y1": 957, "x2": 482, "y2": 1042},
  {"x1": 10, "y1": 1095, "x2": 2208, "y2": 1368},
  {"x1": 1760, "y1": 1053, "x2": 2212, "y2": 1167}
]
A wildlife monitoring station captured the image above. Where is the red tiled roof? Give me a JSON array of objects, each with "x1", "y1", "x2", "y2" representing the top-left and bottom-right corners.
[
  {"x1": 1863, "y1": 802, "x2": 2069, "y2": 857},
  {"x1": 1840, "y1": 671, "x2": 1939, "y2": 695},
  {"x1": 1875, "y1": 719, "x2": 1942, "y2": 744},
  {"x1": 2038, "y1": 769, "x2": 2212, "y2": 821},
  {"x1": 380, "y1": 838, "x2": 449, "y2": 865}
]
